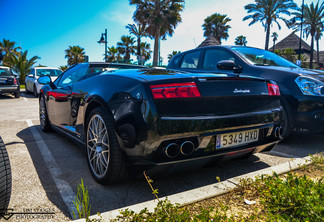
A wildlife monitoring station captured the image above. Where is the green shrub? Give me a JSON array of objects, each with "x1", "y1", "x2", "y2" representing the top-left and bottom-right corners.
[{"x1": 256, "y1": 173, "x2": 324, "y2": 221}]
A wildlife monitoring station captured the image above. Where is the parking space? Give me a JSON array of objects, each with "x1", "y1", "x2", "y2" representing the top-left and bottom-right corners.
[{"x1": 1, "y1": 92, "x2": 324, "y2": 220}]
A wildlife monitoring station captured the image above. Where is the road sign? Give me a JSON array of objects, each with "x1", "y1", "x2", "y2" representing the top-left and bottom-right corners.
[{"x1": 296, "y1": 60, "x2": 301, "y2": 66}]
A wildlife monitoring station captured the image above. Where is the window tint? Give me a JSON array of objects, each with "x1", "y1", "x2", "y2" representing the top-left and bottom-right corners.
[
  {"x1": 231, "y1": 47, "x2": 299, "y2": 68},
  {"x1": 180, "y1": 51, "x2": 200, "y2": 69},
  {"x1": 58, "y1": 64, "x2": 89, "y2": 86},
  {"x1": 0, "y1": 68, "x2": 12, "y2": 76},
  {"x1": 36, "y1": 69, "x2": 62, "y2": 77},
  {"x1": 88, "y1": 67, "x2": 107, "y2": 74},
  {"x1": 203, "y1": 49, "x2": 236, "y2": 70},
  {"x1": 169, "y1": 55, "x2": 182, "y2": 68}
]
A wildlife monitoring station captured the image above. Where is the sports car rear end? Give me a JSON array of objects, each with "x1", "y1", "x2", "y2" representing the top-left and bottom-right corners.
[
  {"x1": 108, "y1": 70, "x2": 282, "y2": 173},
  {"x1": 39, "y1": 67, "x2": 282, "y2": 183}
]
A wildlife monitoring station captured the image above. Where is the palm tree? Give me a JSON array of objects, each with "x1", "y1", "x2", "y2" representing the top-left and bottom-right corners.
[
  {"x1": 59, "y1": 65, "x2": 68, "y2": 71},
  {"x1": 106, "y1": 46, "x2": 122, "y2": 62},
  {"x1": 0, "y1": 39, "x2": 21, "y2": 66},
  {"x1": 290, "y1": 1, "x2": 324, "y2": 69},
  {"x1": 243, "y1": 0, "x2": 297, "y2": 51},
  {"x1": 167, "y1": 50, "x2": 181, "y2": 62},
  {"x1": 130, "y1": 0, "x2": 185, "y2": 67},
  {"x1": 203, "y1": 13, "x2": 231, "y2": 44},
  {"x1": 234, "y1": 35, "x2": 247, "y2": 46},
  {"x1": 126, "y1": 23, "x2": 146, "y2": 64},
  {"x1": 65, "y1": 46, "x2": 85, "y2": 66},
  {"x1": 135, "y1": 42, "x2": 152, "y2": 64},
  {"x1": 315, "y1": 26, "x2": 323, "y2": 67},
  {"x1": 5, "y1": 50, "x2": 39, "y2": 84},
  {"x1": 117, "y1": 36, "x2": 136, "y2": 63},
  {"x1": 271, "y1": 32, "x2": 278, "y2": 51}
]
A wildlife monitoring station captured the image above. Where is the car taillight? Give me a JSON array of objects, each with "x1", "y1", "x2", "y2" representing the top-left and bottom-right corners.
[
  {"x1": 267, "y1": 83, "x2": 280, "y2": 96},
  {"x1": 13, "y1": 78, "x2": 17, "y2": 85},
  {"x1": 150, "y1": 82, "x2": 201, "y2": 99}
]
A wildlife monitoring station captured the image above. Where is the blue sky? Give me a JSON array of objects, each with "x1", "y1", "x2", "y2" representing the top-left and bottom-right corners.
[{"x1": 1, "y1": 0, "x2": 322, "y2": 67}]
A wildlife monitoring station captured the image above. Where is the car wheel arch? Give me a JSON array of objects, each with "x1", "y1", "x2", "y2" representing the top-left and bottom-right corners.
[
  {"x1": 84, "y1": 97, "x2": 116, "y2": 132},
  {"x1": 84, "y1": 98, "x2": 140, "y2": 150}
]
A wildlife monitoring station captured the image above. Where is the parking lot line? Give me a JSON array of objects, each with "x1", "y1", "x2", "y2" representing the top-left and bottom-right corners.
[{"x1": 26, "y1": 119, "x2": 76, "y2": 218}]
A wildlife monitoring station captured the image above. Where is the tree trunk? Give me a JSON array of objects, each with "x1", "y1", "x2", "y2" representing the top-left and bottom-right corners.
[
  {"x1": 137, "y1": 37, "x2": 141, "y2": 65},
  {"x1": 273, "y1": 40, "x2": 276, "y2": 52},
  {"x1": 310, "y1": 35, "x2": 314, "y2": 69},
  {"x1": 265, "y1": 22, "x2": 271, "y2": 51},
  {"x1": 316, "y1": 38, "x2": 320, "y2": 68},
  {"x1": 153, "y1": 32, "x2": 160, "y2": 67}
]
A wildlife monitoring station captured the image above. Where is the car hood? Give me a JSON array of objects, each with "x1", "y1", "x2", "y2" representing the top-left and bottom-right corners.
[
  {"x1": 295, "y1": 68, "x2": 324, "y2": 81},
  {"x1": 261, "y1": 66, "x2": 324, "y2": 82}
]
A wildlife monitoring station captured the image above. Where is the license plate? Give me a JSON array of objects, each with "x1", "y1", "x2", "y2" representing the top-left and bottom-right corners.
[
  {"x1": 216, "y1": 129, "x2": 259, "y2": 149},
  {"x1": 0, "y1": 78, "x2": 6, "y2": 83}
]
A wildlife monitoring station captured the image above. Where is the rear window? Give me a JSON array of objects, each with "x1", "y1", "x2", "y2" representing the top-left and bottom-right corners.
[
  {"x1": 180, "y1": 51, "x2": 201, "y2": 69},
  {"x1": 88, "y1": 67, "x2": 107, "y2": 74},
  {"x1": 0, "y1": 68, "x2": 13, "y2": 76},
  {"x1": 36, "y1": 69, "x2": 62, "y2": 77}
]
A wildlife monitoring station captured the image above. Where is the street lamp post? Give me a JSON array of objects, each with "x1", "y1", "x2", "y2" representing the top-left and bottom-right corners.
[{"x1": 98, "y1": 28, "x2": 108, "y2": 62}]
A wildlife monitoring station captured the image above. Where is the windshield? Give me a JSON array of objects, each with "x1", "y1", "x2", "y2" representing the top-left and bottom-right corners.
[
  {"x1": 36, "y1": 69, "x2": 62, "y2": 77},
  {"x1": 0, "y1": 68, "x2": 13, "y2": 76},
  {"x1": 231, "y1": 47, "x2": 299, "y2": 68}
]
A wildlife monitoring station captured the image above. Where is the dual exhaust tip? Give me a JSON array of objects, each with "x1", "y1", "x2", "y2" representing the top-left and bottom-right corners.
[{"x1": 164, "y1": 141, "x2": 195, "y2": 158}]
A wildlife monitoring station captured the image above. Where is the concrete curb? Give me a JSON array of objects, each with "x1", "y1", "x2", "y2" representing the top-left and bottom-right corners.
[{"x1": 76, "y1": 155, "x2": 314, "y2": 221}]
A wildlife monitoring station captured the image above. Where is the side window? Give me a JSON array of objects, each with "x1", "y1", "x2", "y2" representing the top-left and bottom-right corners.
[
  {"x1": 58, "y1": 64, "x2": 89, "y2": 86},
  {"x1": 203, "y1": 49, "x2": 236, "y2": 70},
  {"x1": 169, "y1": 55, "x2": 182, "y2": 68},
  {"x1": 180, "y1": 51, "x2": 201, "y2": 69}
]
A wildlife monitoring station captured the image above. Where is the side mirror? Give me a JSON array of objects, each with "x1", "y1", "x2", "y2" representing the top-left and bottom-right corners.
[
  {"x1": 217, "y1": 60, "x2": 236, "y2": 70},
  {"x1": 27, "y1": 74, "x2": 34, "y2": 78},
  {"x1": 37, "y1": 75, "x2": 51, "y2": 85}
]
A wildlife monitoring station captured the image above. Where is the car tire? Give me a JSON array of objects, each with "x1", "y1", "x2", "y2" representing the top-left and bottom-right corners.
[
  {"x1": 280, "y1": 102, "x2": 292, "y2": 140},
  {"x1": 86, "y1": 107, "x2": 127, "y2": 184},
  {"x1": 0, "y1": 136, "x2": 12, "y2": 212},
  {"x1": 39, "y1": 95, "x2": 51, "y2": 132},
  {"x1": 14, "y1": 90, "x2": 20, "y2": 98},
  {"x1": 33, "y1": 85, "x2": 38, "y2": 97}
]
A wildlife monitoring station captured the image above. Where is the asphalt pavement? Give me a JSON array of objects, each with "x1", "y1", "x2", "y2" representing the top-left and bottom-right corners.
[{"x1": 0, "y1": 91, "x2": 323, "y2": 221}]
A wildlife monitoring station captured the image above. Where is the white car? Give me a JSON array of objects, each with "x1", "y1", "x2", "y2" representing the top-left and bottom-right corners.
[{"x1": 25, "y1": 67, "x2": 62, "y2": 97}]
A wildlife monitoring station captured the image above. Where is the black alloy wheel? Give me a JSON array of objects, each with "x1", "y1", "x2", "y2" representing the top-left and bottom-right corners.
[{"x1": 86, "y1": 107, "x2": 127, "y2": 184}]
